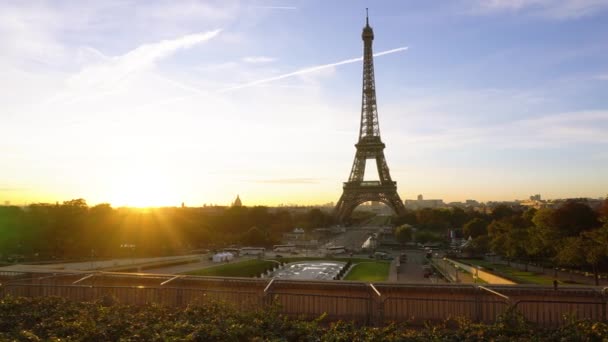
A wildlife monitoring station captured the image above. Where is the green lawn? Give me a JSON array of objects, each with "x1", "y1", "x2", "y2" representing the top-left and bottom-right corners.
[
  {"x1": 460, "y1": 259, "x2": 561, "y2": 285},
  {"x1": 343, "y1": 261, "x2": 390, "y2": 281},
  {"x1": 184, "y1": 259, "x2": 277, "y2": 278}
]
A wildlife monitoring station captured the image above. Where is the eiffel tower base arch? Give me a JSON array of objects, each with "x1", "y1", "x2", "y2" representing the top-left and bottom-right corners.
[{"x1": 334, "y1": 182, "x2": 406, "y2": 223}]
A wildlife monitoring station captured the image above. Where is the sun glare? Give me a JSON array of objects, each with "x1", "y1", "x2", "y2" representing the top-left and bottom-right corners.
[{"x1": 108, "y1": 168, "x2": 181, "y2": 208}]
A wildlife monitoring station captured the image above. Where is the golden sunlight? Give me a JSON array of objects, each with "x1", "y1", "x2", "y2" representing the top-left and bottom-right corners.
[{"x1": 107, "y1": 167, "x2": 181, "y2": 207}]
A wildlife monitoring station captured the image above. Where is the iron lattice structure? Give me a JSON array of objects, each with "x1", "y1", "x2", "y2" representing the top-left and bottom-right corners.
[{"x1": 334, "y1": 13, "x2": 406, "y2": 222}]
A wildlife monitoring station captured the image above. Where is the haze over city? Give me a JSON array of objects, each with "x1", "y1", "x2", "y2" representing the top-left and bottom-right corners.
[{"x1": 2, "y1": 0, "x2": 608, "y2": 207}]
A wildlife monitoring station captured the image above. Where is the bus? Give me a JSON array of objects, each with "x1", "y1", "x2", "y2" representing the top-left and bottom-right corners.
[
  {"x1": 222, "y1": 248, "x2": 240, "y2": 255},
  {"x1": 239, "y1": 247, "x2": 266, "y2": 256},
  {"x1": 326, "y1": 246, "x2": 346, "y2": 255},
  {"x1": 273, "y1": 244, "x2": 296, "y2": 253}
]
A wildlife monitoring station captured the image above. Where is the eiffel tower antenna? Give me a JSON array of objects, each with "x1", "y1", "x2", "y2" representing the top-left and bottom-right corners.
[{"x1": 334, "y1": 13, "x2": 406, "y2": 223}]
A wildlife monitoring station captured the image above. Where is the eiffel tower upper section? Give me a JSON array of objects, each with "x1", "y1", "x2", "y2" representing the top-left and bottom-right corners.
[
  {"x1": 358, "y1": 12, "x2": 381, "y2": 144},
  {"x1": 346, "y1": 11, "x2": 394, "y2": 185}
]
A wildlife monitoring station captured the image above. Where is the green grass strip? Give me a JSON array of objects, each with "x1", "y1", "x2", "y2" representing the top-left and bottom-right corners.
[
  {"x1": 184, "y1": 259, "x2": 277, "y2": 277},
  {"x1": 343, "y1": 261, "x2": 390, "y2": 281}
]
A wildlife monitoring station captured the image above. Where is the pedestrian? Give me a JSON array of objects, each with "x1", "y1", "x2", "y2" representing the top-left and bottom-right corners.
[{"x1": 553, "y1": 279, "x2": 558, "y2": 290}]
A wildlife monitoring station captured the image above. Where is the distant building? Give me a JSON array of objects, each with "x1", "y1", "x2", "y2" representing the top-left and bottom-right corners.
[
  {"x1": 446, "y1": 199, "x2": 481, "y2": 209},
  {"x1": 199, "y1": 206, "x2": 226, "y2": 216},
  {"x1": 404, "y1": 194, "x2": 445, "y2": 210},
  {"x1": 232, "y1": 195, "x2": 242, "y2": 207},
  {"x1": 283, "y1": 227, "x2": 305, "y2": 242},
  {"x1": 520, "y1": 194, "x2": 545, "y2": 209}
]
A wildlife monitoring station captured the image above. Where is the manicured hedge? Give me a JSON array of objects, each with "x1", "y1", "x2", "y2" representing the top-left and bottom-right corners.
[{"x1": 0, "y1": 296, "x2": 606, "y2": 341}]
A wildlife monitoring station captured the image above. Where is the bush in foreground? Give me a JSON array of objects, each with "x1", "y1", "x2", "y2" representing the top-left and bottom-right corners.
[{"x1": 0, "y1": 296, "x2": 606, "y2": 341}]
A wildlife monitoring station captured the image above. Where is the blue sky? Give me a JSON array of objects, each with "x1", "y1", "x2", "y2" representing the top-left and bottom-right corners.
[{"x1": 1, "y1": 0, "x2": 607, "y2": 206}]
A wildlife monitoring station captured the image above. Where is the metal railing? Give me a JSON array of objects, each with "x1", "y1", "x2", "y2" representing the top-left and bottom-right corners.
[{"x1": 1, "y1": 272, "x2": 606, "y2": 326}]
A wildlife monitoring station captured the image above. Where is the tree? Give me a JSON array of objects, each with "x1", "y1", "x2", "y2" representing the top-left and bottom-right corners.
[
  {"x1": 487, "y1": 219, "x2": 528, "y2": 264},
  {"x1": 393, "y1": 209, "x2": 417, "y2": 226},
  {"x1": 462, "y1": 218, "x2": 487, "y2": 238},
  {"x1": 301, "y1": 208, "x2": 331, "y2": 230},
  {"x1": 415, "y1": 230, "x2": 443, "y2": 244},
  {"x1": 463, "y1": 235, "x2": 490, "y2": 256},
  {"x1": 394, "y1": 225, "x2": 413, "y2": 245},
  {"x1": 597, "y1": 196, "x2": 608, "y2": 222},
  {"x1": 553, "y1": 200, "x2": 599, "y2": 236},
  {"x1": 522, "y1": 207, "x2": 537, "y2": 226},
  {"x1": 529, "y1": 208, "x2": 560, "y2": 258},
  {"x1": 448, "y1": 207, "x2": 468, "y2": 229},
  {"x1": 242, "y1": 226, "x2": 267, "y2": 246},
  {"x1": 491, "y1": 205, "x2": 516, "y2": 221},
  {"x1": 556, "y1": 224, "x2": 608, "y2": 286},
  {"x1": 416, "y1": 208, "x2": 450, "y2": 232}
]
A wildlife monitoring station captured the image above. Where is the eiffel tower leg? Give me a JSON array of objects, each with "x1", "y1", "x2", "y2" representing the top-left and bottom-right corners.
[
  {"x1": 334, "y1": 191, "x2": 357, "y2": 223},
  {"x1": 385, "y1": 192, "x2": 406, "y2": 216}
]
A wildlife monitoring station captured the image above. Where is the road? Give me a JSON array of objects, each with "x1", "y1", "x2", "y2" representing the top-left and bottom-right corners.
[
  {"x1": 0, "y1": 254, "x2": 205, "y2": 273},
  {"x1": 388, "y1": 250, "x2": 448, "y2": 284},
  {"x1": 321, "y1": 225, "x2": 447, "y2": 284}
]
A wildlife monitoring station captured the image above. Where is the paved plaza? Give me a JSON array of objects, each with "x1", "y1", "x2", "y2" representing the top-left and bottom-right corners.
[{"x1": 270, "y1": 261, "x2": 346, "y2": 280}]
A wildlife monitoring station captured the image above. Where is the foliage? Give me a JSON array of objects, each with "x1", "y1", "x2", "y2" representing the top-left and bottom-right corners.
[
  {"x1": 462, "y1": 217, "x2": 488, "y2": 238},
  {"x1": 393, "y1": 224, "x2": 413, "y2": 244},
  {"x1": 463, "y1": 235, "x2": 490, "y2": 256},
  {"x1": 0, "y1": 296, "x2": 607, "y2": 341},
  {"x1": 553, "y1": 200, "x2": 599, "y2": 235},
  {"x1": 0, "y1": 202, "x2": 331, "y2": 261},
  {"x1": 414, "y1": 230, "x2": 444, "y2": 244}
]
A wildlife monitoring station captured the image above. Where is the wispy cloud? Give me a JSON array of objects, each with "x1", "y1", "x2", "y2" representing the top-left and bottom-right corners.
[
  {"x1": 594, "y1": 73, "x2": 608, "y2": 80},
  {"x1": 220, "y1": 47, "x2": 408, "y2": 92},
  {"x1": 394, "y1": 110, "x2": 608, "y2": 150},
  {"x1": 242, "y1": 56, "x2": 276, "y2": 63},
  {"x1": 467, "y1": 0, "x2": 608, "y2": 19},
  {"x1": 250, "y1": 6, "x2": 297, "y2": 10},
  {"x1": 52, "y1": 30, "x2": 221, "y2": 103},
  {"x1": 0, "y1": 187, "x2": 27, "y2": 192}
]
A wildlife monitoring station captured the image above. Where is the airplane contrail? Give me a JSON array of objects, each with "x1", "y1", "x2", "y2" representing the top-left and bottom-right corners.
[
  {"x1": 219, "y1": 46, "x2": 409, "y2": 93},
  {"x1": 133, "y1": 46, "x2": 410, "y2": 111}
]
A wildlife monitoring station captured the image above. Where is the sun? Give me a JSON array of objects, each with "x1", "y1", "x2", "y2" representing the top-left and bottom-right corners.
[{"x1": 107, "y1": 167, "x2": 181, "y2": 208}]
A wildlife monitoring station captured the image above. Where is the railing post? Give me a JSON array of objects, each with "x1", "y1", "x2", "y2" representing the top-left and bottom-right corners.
[
  {"x1": 477, "y1": 285, "x2": 511, "y2": 323},
  {"x1": 601, "y1": 287, "x2": 607, "y2": 321},
  {"x1": 474, "y1": 285, "x2": 481, "y2": 323},
  {"x1": 263, "y1": 278, "x2": 276, "y2": 307},
  {"x1": 368, "y1": 283, "x2": 382, "y2": 325}
]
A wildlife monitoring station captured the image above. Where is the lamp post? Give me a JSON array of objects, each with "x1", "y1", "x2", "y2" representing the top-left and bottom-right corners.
[
  {"x1": 121, "y1": 244, "x2": 136, "y2": 265},
  {"x1": 554, "y1": 266, "x2": 558, "y2": 278}
]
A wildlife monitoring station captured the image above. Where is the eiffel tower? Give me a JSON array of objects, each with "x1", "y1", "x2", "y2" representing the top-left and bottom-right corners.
[{"x1": 334, "y1": 11, "x2": 406, "y2": 222}]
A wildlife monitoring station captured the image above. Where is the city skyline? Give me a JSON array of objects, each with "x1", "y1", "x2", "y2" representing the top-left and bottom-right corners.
[{"x1": 2, "y1": 1, "x2": 608, "y2": 207}]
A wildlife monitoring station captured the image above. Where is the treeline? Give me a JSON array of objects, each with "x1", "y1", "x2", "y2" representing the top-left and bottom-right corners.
[
  {"x1": 0, "y1": 199, "x2": 333, "y2": 260},
  {"x1": 396, "y1": 198, "x2": 608, "y2": 284}
]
